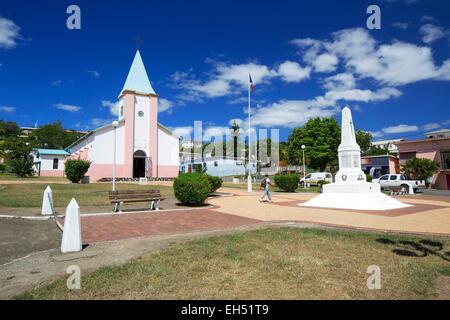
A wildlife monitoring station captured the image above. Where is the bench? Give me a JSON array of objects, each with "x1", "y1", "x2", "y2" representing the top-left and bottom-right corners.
[{"x1": 108, "y1": 190, "x2": 165, "y2": 212}]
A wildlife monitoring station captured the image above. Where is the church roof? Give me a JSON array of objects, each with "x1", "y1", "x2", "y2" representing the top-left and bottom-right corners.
[{"x1": 120, "y1": 50, "x2": 156, "y2": 96}]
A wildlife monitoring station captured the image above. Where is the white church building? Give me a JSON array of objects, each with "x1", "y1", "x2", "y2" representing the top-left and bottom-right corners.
[{"x1": 39, "y1": 51, "x2": 180, "y2": 182}]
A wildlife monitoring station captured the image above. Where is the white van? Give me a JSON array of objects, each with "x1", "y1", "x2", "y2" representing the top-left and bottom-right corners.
[{"x1": 300, "y1": 172, "x2": 333, "y2": 186}]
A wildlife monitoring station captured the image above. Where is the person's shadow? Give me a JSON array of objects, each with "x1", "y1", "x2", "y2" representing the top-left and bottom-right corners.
[{"x1": 376, "y1": 238, "x2": 450, "y2": 262}]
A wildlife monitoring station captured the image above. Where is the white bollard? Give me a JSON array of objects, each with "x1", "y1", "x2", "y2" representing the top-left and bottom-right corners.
[
  {"x1": 61, "y1": 198, "x2": 83, "y2": 253},
  {"x1": 41, "y1": 186, "x2": 54, "y2": 216}
]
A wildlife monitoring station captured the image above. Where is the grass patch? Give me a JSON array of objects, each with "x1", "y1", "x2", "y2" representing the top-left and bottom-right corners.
[
  {"x1": 16, "y1": 228, "x2": 450, "y2": 300},
  {"x1": 0, "y1": 183, "x2": 174, "y2": 208}
]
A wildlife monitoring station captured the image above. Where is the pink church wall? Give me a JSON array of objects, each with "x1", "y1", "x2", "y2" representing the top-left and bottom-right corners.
[
  {"x1": 149, "y1": 96, "x2": 158, "y2": 178},
  {"x1": 123, "y1": 93, "x2": 135, "y2": 177},
  {"x1": 158, "y1": 165, "x2": 179, "y2": 178},
  {"x1": 40, "y1": 170, "x2": 65, "y2": 177},
  {"x1": 87, "y1": 164, "x2": 128, "y2": 182}
]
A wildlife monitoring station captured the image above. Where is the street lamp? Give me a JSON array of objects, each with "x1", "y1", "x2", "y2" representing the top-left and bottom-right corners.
[
  {"x1": 301, "y1": 145, "x2": 306, "y2": 189},
  {"x1": 112, "y1": 121, "x2": 119, "y2": 191}
]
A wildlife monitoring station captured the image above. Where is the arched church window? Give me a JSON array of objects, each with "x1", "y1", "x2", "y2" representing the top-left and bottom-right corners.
[
  {"x1": 120, "y1": 106, "x2": 124, "y2": 117},
  {"x1": 134, "y1": 150, "x2": 146, "y2": 157}
]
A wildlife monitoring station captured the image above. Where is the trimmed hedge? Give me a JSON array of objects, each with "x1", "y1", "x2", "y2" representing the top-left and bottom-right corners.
[
  {"x1": 173, "y1": 173, "x2": 210, "y2": 206},
  {"x1": 206, "y1": 175, "x2": 223, "y2": 193},
  {"x1": 274, "y1": 174, "x2": 300, "y2": 192},
  {"x1": 65, "y1": 159, "x2": 91, "y2": 183}
]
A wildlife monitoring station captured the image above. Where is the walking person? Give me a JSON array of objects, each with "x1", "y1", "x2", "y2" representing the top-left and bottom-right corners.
[{"x1": 259, "y1": 174, "x2": 272, "y2": 202}]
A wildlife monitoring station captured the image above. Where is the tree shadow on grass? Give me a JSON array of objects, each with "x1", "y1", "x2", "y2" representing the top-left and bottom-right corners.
[{"x1": 376, "y1": 238, "x2": 450, "y2": 262}]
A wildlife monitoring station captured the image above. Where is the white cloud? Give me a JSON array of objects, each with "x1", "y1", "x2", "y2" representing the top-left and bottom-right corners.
[
  {"x1": 172, "y1": 126, "x2": 193, "y2": 139},
  {"x1": 203, "y1": 126, "x2": 230, "y2": 140},
  {"x1": 325, "y1": 87, "x2": 402, "y2": 103},
  {"x1": 158, "y1": 98, "x2": 175, "y2": 113},
  {"x1": 291, "y1": 28, "x2": 450, "y2": 86},
  {"x1": 392, "y1": 22, "x2": 409, "y2": 30},
  {"x1": 276, "y1": 61, "x2": 311, "y2": 82},
  {"x1": 52, "y1": 80, "x2": 62, "y2": 87},
  {"x1": 171, "y1": 60, "x2": 312, "y2": 101},
  {"x1": 0, "y1": 17, "x2": 21, "y2": 49},
  {"x1": 421, "y1": 123, "x2": 441, "y2": 131},
  {"x1": 437, "y1": 59, "x2": 450, "y2": 80},
  {"x1": 419, "y1": 24, "x2": 446, "y2": 44},
  {"x1": 382, "y1": 124, "x2": 419, "y2": 134},
  {"x1": 101, "y1": 100, "x2": 120, "y2": 116},
  {"x1": 90, "y1": 118, "x2": 111, "y2": 127},
  {"x1": 421, "y1": 15, "x2": 436, "y2": 23},
  {"x1": 323, "y1": 73, "x2": 356, "y2": 91},
  {"x1": 251, "y1": 96, "x2": 338, "y2": 128},
  {"x1": 54, "y1": 103, "x2": 81, "y2": 112},
  {"x1": 313, "y1": 53, "x2": 338, "y2": 73},
  {"x1": 0, "y1": 105, "x2": 15, "y2": 113},
  {"x1": 87, "y1": 70, "x2": 100, "y2": 78},
  {"x1": 369, "y1": 130, "x2": 384, "y2": 138}
]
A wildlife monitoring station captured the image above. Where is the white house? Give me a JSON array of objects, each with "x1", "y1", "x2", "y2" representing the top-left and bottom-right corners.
[{"x1": 32, "y1": 148, "x2": 70, "y2": 177}]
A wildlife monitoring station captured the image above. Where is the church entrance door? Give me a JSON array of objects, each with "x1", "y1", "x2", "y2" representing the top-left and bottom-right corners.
[{"x1": 133, "y1": 150, "x2": 147, "y2": 178}]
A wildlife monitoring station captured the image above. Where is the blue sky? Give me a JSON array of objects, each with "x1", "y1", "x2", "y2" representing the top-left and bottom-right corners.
[{"x1": 0, "y1": 0, "x2": 449, "y2": 142}]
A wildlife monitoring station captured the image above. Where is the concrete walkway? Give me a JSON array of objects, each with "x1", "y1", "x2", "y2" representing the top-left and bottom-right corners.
[{"x1": 211, "y1": 189, "x2": 450, "y2": 236}]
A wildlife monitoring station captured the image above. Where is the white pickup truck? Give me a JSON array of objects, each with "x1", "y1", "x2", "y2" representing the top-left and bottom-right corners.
[{"x1": 373, "y1": 174, "x2": 425, "y2": 194}]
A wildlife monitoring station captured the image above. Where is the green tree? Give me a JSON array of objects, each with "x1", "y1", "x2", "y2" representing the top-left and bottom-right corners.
[
  {"x1": 366, "y1": 146, "x2": 389, "y2": 156},
  {"x1": 0, "y1": 120, "x2": 31, "y2": 161},
  {"x1": 355, "y1": 130, "x2": 372, "y2": 155},
  {"x1": 403, "y1": 157, "x2": 439, "y2": 182},
  {"x1": 287, "y1": 117, "x2": 341, "y2": 171},
  {"x1": 30, "y1": 121, "x2": 82, "y2": 149}
]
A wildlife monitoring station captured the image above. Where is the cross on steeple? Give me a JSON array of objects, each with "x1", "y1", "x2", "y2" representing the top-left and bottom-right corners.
[{"x1": 135, "y1": 35, "x2": 142, "y2": 50}]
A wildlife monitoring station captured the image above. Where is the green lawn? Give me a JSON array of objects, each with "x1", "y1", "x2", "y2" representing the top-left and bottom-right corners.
[
  {"x1": 16, "y1": 228, "x2": 450, "y2": 300},
  {"x1": 0, "y1": 183, "x2": 174, "y2": 208}
]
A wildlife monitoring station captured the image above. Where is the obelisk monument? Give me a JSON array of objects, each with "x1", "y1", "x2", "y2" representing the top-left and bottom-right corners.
[{"x1": 300, "y1": 107, "x2": 410, "y2": 211}]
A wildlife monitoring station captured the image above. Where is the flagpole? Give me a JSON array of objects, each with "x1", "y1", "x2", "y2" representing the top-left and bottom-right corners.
[{"x1": 247, "y1": 77, "x2": 252, "y2": 193}]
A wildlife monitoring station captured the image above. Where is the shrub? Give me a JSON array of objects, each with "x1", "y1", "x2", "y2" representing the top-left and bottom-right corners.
[
  {"x1": 206, "y1": 175, "x2": 223, "y2": 193},
  {"x1": 0, "y1": 163, "x2": 6, "y2": 173},
  {"x1": 173, "y1": 173, "x2": 210, "y2": 206},
  {"x1": 366, "y1": 174, "x2": 373, "y2": 182},
  {"x1": 9, "y1": 158, "x2": 35, "y2": 177},
  {"x1": 318, "y1": 180, "x2": 330, "y2": 193},
  {"x1": 65, "y1": 159, "x2": 91, "y2": 183},
  {"x1": 403, "y1": 157, "x2": 439, "y2": 182},
  {"x1": 274, "y1": 174, "x2": 299, "y2": 192}
]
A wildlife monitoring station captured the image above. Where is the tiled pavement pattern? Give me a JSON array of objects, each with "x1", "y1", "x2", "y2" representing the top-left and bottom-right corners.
[
  {"x1": 275, "y1": 200, "x2": 446, "y2": 217},
  {"x1": 59, "y1": 209, "x2": 262, "y2": 244}
]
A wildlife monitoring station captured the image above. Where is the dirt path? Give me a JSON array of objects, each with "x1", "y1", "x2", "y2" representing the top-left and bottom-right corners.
[{"x1": 0, "y1": 219, "x2": 61, "y2": 265}]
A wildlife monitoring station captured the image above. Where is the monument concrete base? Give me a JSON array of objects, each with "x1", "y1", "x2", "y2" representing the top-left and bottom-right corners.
[{"x1": 299, "y1": 182, "x2": 412, "y2": 211}]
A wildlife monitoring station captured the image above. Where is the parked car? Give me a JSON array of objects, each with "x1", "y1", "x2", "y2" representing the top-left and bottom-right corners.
[
  {"x1": 372, "y1": 174, "x2": 425, "y2": 194},
  {"x1": 300, "y1": 172, "x2": 333, "y2": 186}
]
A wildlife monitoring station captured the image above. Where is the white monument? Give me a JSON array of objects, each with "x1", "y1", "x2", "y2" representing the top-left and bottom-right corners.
[
  {"x1": 61, "y1": 198, "x2": 83, "y2": 253},
  {"x1": 300, "y1": 107, "x2": 411, "y2": 211},
  {"x1": 41, "y1": 185, "x2": 54, "y2": 216}
]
